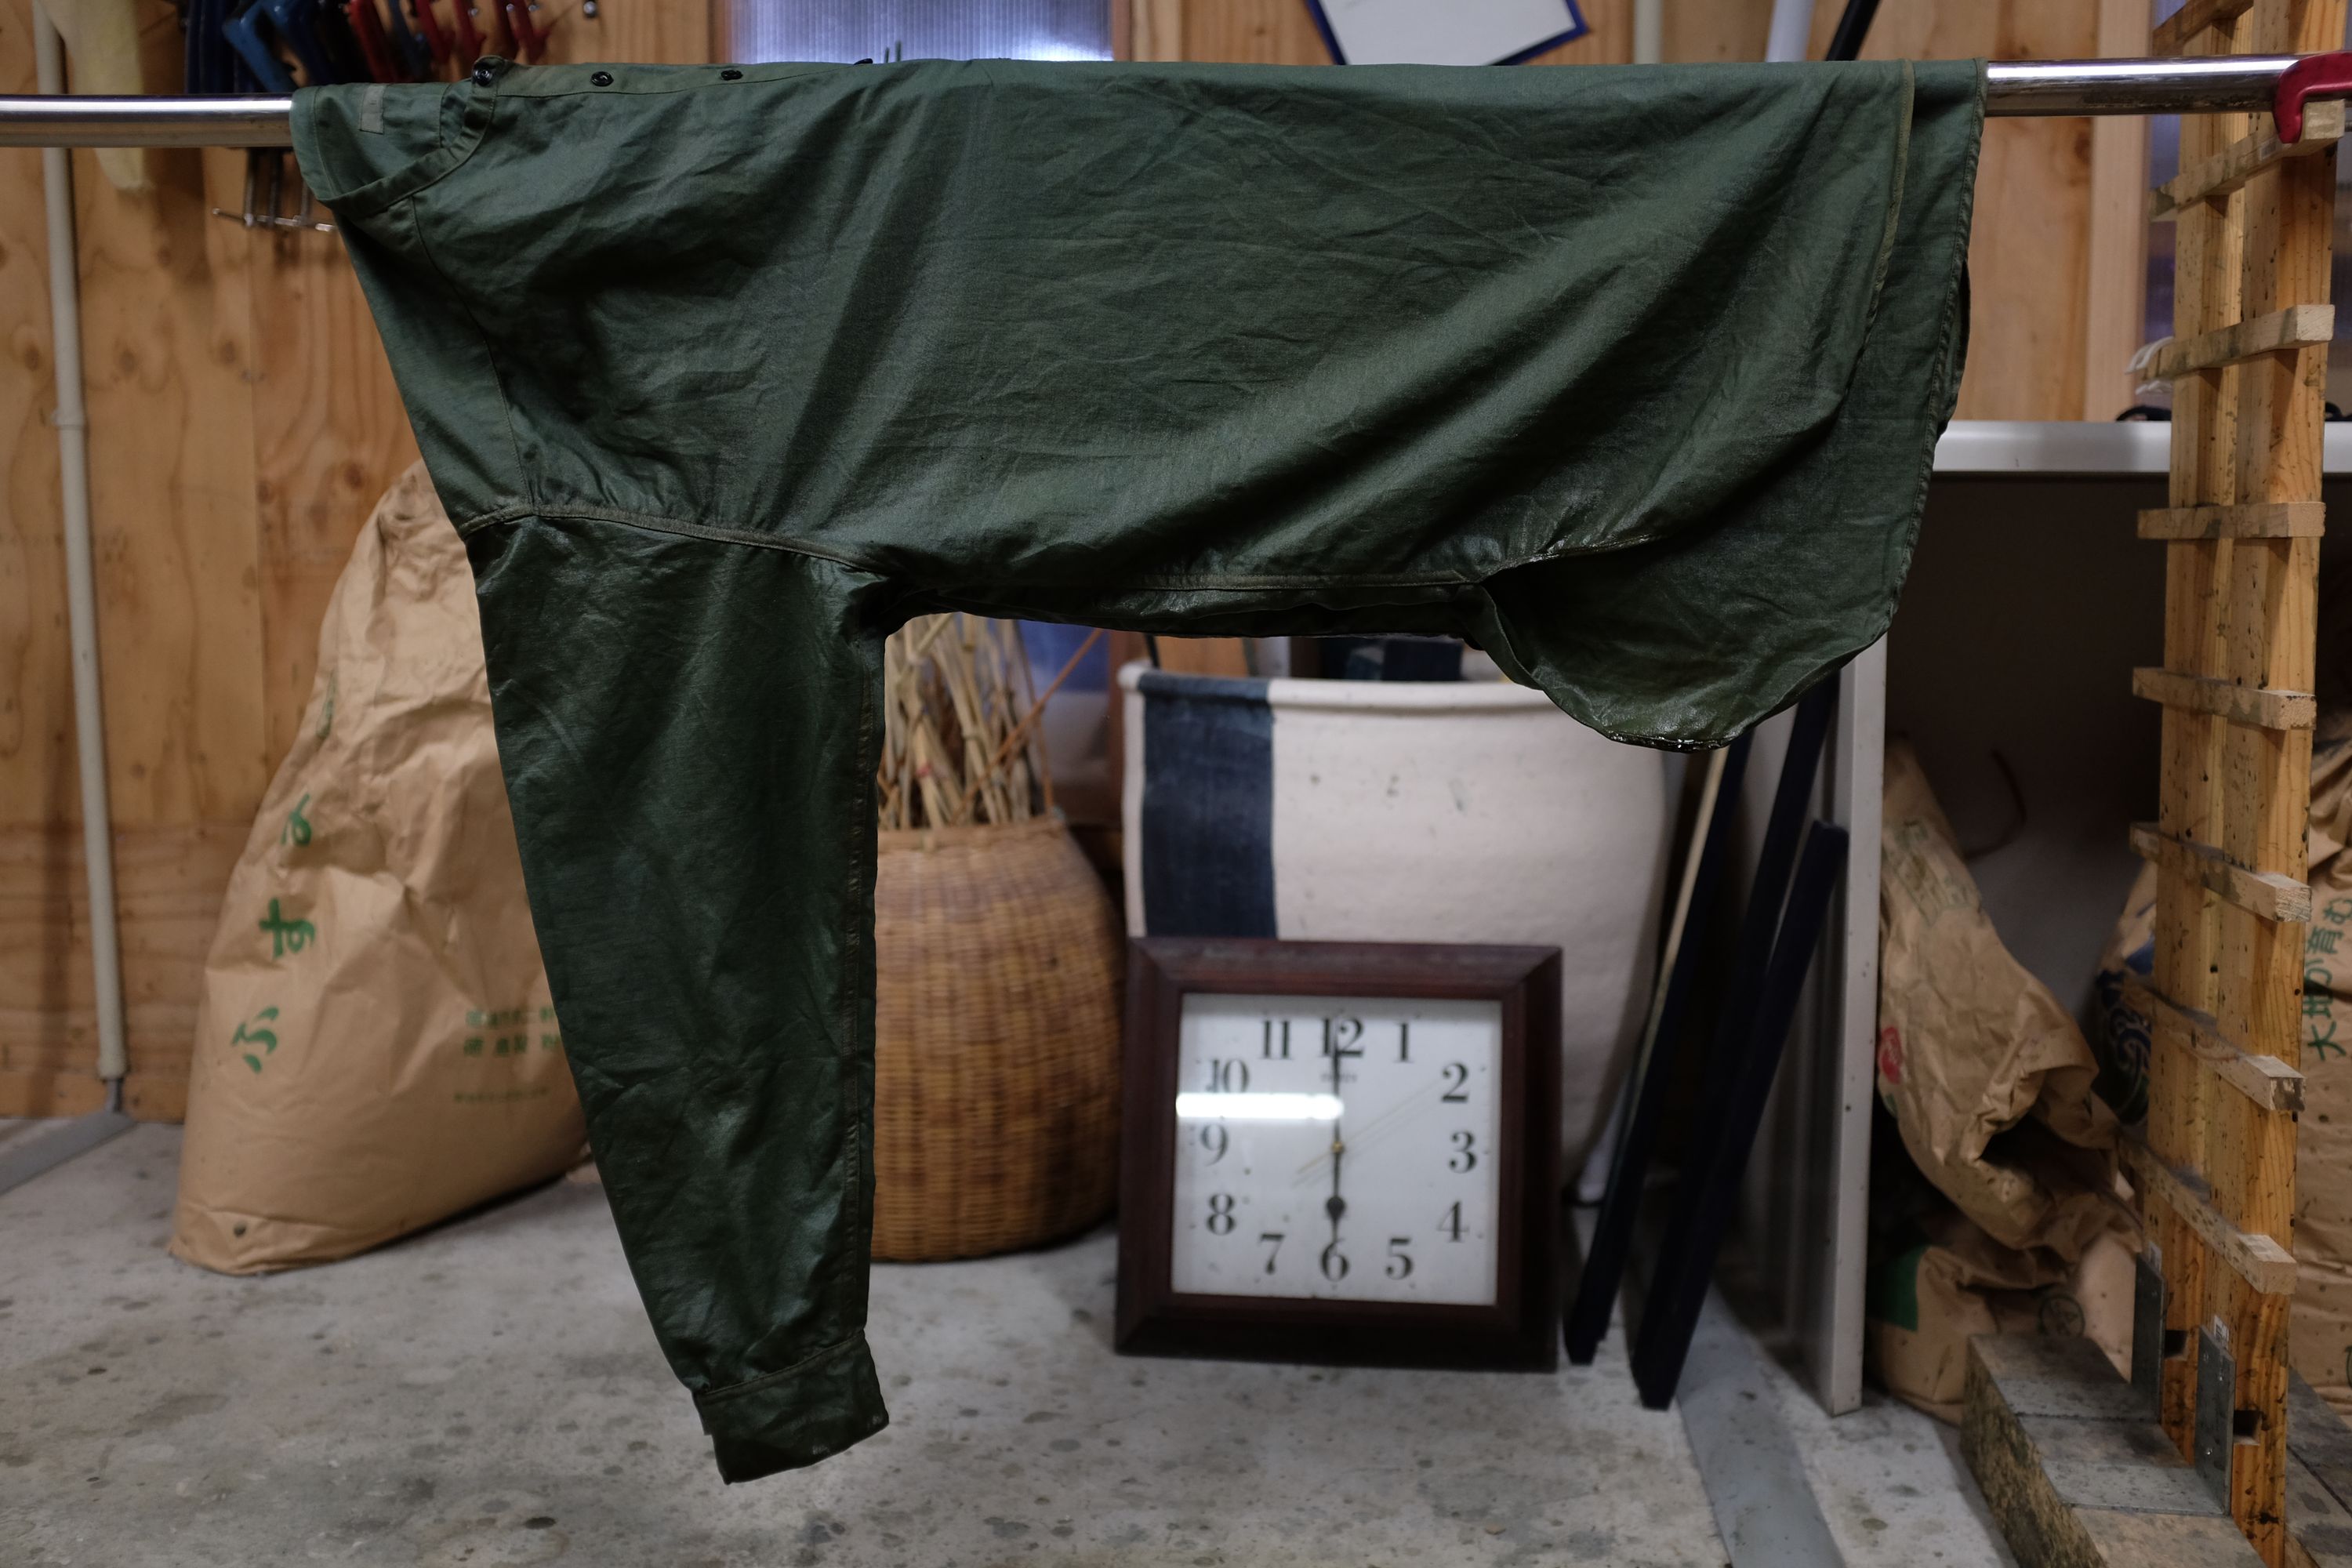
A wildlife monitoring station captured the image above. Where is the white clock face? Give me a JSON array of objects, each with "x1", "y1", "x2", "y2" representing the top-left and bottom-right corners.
[{"x1": 1168, "y1": 993, "x2": 1504, "y2": 1306}]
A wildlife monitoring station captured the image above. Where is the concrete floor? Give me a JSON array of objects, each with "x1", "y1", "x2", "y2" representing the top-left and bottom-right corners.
[{"x1": 1, "y1": 1123, "x2": 2014, "y2": 1567}]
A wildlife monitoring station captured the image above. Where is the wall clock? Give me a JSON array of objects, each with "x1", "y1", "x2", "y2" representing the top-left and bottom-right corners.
[{"x1": 1116, "y1": 937, "x2": 1560, "y2": 1370}]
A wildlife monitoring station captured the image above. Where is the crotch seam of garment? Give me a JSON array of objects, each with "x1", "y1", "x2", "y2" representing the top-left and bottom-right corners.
[
  {"x1": 456, "y1": 503, "x2": 888, "y2": 575},
  {"x1": 845, "y1": 647, "x2": 877, "y2": 1254},
  {"x1": 456, "y1": 496, "x2": 1906, "y2": 602},
  {"x1": 456, "y1": 504, "x2": 1513, "y2": 594},
  {"x1": 692, "y1": 1330, "x2": 870, "y2": 1408}
]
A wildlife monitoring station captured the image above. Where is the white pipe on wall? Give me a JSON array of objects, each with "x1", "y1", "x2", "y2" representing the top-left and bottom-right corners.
[
  {"x1": 1766, "y1": 0, "x2": 1817, "y2": 62},
  {"x1": 35, "y1": 2, "x2": 129, "y2": 1092},
  {"x1": 1633, "y1": 0, "x2": 1662, "y2": 64}
]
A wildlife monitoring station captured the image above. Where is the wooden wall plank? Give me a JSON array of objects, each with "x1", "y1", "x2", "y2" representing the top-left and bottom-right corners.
[
  {"x1": 1, "y1": 0, "x2": 267, "y2": 1116},
  {"x1": 0, "y1": 0, "x2": 711, "y2": 1119},
  {"x1": 244, "y1": 206, "x2": 419, "y2": 765},
  {"x1": 0, "y1": 0, "x2": 68, "y2": 840},
  {"x1": 2086, "y1": 0, "x2": 2155, "y2": 419},
  {"x1": 74, "y1": 7, "x2": 269, "y2": 830},
  {"x1": 1664, "y1": 0, "x2": 1774, "y2": 62}
]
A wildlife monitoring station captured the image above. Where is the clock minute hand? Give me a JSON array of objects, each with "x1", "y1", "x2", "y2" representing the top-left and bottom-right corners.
[{"x1": 1325, "y1": 1030, "x2": 1346, "y2": 1247}]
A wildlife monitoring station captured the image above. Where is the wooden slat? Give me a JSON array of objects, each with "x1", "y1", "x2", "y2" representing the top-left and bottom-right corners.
[
  {"x1": 2125, "y1": 976, "x2": 2307, "y2": 1112},
  {"x1": 2153, "y1": 104, "x2": 2347, "y2": 220},
  {"x1": 2154, "y1": 0, "x2": 2255, "y2": 56},
  {"x1": 2139, "y1": 503, "x2": 2327, "y2": 540},
  {"x1": 2132, "y1": 668, "x2": 2317, "y2": 731},
  {"x1": 2132, "y1": 824, "x2": 2314, "y2": 924},
  {"x1": 2150, "y1": 305, "x2": 2337, "y2": 380},
  {"x1": 2122, "y1": 1138, "x2": 2299, "y2": 1298}
]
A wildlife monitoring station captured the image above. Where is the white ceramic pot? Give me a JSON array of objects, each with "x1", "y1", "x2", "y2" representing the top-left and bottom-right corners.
[{"x1": 1120, "y1": 664, "x2": 1673, "y2": 1166}]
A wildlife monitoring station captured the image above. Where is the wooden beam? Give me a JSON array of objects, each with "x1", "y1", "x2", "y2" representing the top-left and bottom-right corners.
[
  {"x1": 2149, "y1": 305, "x2": 2337, "y2": 381},
  {"x1": 1127, "y1": 0, "x2": 1184, "y2": 61},
  {"x1": 2132, "y1": 824, "x2": 2314, "y2": 924},
  {"x1": 2150, "y1": 3, "x2": 2247, "y2": 1477},
  {"x1": 2132, "y1": 668, "x2": 2318, "y2": 731},
  {"x1": 2154, "y1": 0, "x2": 2256, "y2": 56},
  {"x1": 2127, "y1": 977, "x2": 2307, "y2": 1113},
  {"x1": 2139, "y1": 503, "x2": 2328, "y2": 541},
  {"x1": 2122, "y1": 1138, "x2": 2299, "y2": 1298},
  {"x1": 2153, "y1": 107, "x2": 2347, "y2": 220}
]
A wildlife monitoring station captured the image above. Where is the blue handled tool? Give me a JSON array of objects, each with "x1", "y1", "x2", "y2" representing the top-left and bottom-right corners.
[{"x1": 222, "y1": 0, "x2": 298, "y2": 91}]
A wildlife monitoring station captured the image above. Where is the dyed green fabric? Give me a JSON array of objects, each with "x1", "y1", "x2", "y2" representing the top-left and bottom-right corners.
[{"x1": 293, "y1": 54, "x2": 1980, "y2": 1480}]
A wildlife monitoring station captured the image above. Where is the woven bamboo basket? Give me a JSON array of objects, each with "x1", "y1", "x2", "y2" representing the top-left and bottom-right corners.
[{"x1": 871, "y1": 812, "x2": 1123, "y2": 1261}]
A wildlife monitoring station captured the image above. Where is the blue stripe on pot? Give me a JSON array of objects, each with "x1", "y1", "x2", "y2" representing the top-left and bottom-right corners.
[{"x1": 1138, "y1": 670, "x2": 1276, "y2": 938}]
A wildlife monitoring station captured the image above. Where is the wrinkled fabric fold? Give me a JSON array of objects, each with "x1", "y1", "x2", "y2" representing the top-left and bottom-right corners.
[{"x1": 295, "y1": 55, "x2": 1981, "y2": 1478}]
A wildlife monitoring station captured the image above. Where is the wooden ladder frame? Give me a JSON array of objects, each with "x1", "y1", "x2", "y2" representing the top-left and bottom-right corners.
[{"x1": 2137, "y1": 2, "x2": 2341, "y2": 1562}]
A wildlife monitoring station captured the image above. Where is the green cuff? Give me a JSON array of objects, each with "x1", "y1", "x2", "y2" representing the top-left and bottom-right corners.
[{"x1": 694, "y1": 1333, "x2": 891, "y2": 1483}]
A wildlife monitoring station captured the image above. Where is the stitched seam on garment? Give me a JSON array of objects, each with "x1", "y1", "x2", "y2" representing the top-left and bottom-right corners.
[
  {"x1": 1889, "y1": 64, "x2": 1985, "y2": 608},
  {"x1": 845, "y1": 630, "x2": 876, "y2": 1277},
  {"x1": 694, "y1": 1332, "x2": 869, "y2": 1407},
  {"x1": 456, "y1": 503, "x2": 885, "y2": 572},
  {"x1": 456, "y1": 504, "x2": 1495, "y2": 592},
  {"x1": 1849, "y1": 60, "x2": 1914, "y2": 356},
  {"x1": 406, "y1": 195, "x2": 535, "y2": 511},
  {"x1": 495, "y1": 63, "x2": 841, "y2": 100},
  {"x1": 380, "y1": 92, "x2": 503, "y2": 211},
  {"x1": 300, "y1": 77, "x2": 503, "y2": 220},
  {"x1": 1473, "y1": 71, "x2": 1921, "y2": 580}
]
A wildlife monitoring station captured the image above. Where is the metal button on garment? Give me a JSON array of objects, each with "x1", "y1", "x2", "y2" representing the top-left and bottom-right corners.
[
  {"x1": 472, "y1": 61, "x2": 497, "y2": 85},
  {"x1": 720, "y1": 69, "x2": 742, "y2": 80},
  {"x1": 592, "y1": 71, "x2": 614, "y2": 86}
]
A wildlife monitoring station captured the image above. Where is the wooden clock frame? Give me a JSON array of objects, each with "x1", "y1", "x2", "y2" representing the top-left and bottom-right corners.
[{"x1": 1115, "y1": 937, "x2": 1561, "y2": 1371}]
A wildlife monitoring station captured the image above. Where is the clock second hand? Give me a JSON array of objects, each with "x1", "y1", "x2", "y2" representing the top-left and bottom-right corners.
[{"x1": 1294, "y1": 1076, "x2": 1436, "y2": 1187}]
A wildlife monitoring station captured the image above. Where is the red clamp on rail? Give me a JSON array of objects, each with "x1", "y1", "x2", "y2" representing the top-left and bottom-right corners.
[
  {"x1": 409, "y1": 0, "x2": 450, "y2": 69},
  {"x1": 448, "y1": 0, "x2": 483, "y2": 69},
  {"x1": 2276, "y1": 50, "x2": 2352, "y2": 143},
  {"x1": 348, "y1": 0, "x2": 402, "y2": 84},
  {"x1": 503, "y1": 0, "x2": 549, "y2": 61}
]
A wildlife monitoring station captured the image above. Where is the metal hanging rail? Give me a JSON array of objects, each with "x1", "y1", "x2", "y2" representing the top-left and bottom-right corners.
[{"x1": 0, "y1": 54, "x2": 2340, "y2": 147}]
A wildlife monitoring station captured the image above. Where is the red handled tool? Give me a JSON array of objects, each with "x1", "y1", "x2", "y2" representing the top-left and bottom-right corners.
[
  {"x1": 448, "y1": 0, "x2": 483, "y2": 67},
  {"x1": 347, "y1": 0, "x2": 402, "y2": 82},
  {"x1": 408, "y1": 0, "x2": 451, "y2": 68},
  {"x1": 503, "y1": 0, "x2": 548, "y2": 61},
  {"x1": 2275, "y1": 49, "x2": 2352, "y2": 141}
]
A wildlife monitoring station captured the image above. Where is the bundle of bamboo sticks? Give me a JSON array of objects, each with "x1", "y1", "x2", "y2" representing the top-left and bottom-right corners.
[{"x1": 877, "y1": 615, "x2": 1102, "y2": 831}]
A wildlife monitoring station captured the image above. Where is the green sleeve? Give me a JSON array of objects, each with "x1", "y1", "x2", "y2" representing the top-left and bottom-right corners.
[{"x1": 463, "y1": 510, "x2": 894, "y2": 1479}]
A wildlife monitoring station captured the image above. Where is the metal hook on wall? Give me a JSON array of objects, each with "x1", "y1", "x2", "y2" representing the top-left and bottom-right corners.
[{"x1": 209, "y1": 147, "x2": 335, "y2": 231}]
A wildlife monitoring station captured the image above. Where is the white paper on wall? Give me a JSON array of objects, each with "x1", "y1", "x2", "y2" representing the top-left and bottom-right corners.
[{"x1": 1312, "y1": 0, "x2": 1587, "y2": 66}]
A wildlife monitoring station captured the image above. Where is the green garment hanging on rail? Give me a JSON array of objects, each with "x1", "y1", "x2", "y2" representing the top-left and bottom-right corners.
[{"x1": 292, "y1": 53, "x2": 1982, "y2": 1481}]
